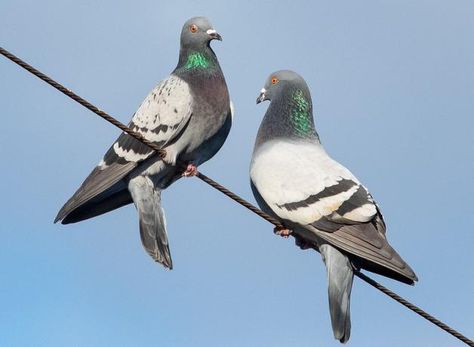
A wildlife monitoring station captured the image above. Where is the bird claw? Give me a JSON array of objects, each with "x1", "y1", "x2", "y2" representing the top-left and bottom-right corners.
[
  {"x1": 182, "y1": 163, "x2": 198, "y2": 177},
  {"x1": 274, "y1": 226, "x2": 292, "y2": 238}
]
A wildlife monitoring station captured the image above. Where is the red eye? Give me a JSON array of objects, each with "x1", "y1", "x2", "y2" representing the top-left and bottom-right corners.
[
  {"x1": 189, "y1": 24, "x2": 198, "y2": 33},
  {"x1": 271, "y1": 76, "x2": 279, "y2": 85}
]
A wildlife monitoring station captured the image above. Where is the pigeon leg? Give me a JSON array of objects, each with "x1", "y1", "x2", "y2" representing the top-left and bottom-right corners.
[
  {"x1": 182, "y1": 163, "x2": 198, "y2": 177},
  {"x1": 274, "y1": 226, "x2": 292, "y2": 238}
]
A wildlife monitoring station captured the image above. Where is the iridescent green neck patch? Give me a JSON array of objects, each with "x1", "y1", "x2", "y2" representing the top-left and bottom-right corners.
[
  {"x1": 185, "y1": 52, "x2": 211, "y2": 69},
  {"x1": 291, "y1": 89, "x2": 313, "y2": 136}
]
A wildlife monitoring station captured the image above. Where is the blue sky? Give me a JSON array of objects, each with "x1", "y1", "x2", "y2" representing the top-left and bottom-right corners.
[{"x1": 1, "y1": 0, "x2": 473, "y2": 346}]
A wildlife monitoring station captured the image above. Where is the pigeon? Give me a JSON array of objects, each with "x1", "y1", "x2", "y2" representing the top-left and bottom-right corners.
[
  {"x1": 55, "y1": 17, "x2": 233, "y2": 269},
  {"x1": 250, "y1": 70, "x2": 417, "y2": 343}
]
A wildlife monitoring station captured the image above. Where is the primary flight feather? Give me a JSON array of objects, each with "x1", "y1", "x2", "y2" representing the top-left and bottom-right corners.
[
  {"x1": 250, "y1": 70, "x2": 417, "y2": 343},
  {"x1": 55, "y1": 17, "x2": 232, "y2": 269}
]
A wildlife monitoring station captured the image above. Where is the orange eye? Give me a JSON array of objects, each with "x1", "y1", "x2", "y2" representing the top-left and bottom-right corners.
[
  {"x1": 271, "y1": 76, "x2": 279, "y2": 85},
  {"x1": 189, "y1": 24, "x2": 198, "y2": 33}
]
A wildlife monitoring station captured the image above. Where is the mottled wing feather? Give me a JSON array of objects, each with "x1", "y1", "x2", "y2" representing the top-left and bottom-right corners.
[
  {"x1": 103, "y1": 74, "x2": 193, "y2": 166},
  {"x1": 55, "y1": 74, "x2": 193, "y2": 223}
]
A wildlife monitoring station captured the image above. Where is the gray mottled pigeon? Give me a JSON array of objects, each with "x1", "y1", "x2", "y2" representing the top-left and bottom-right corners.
[
  {"x1": 55, "y1": 17, "x2": 232, "y2": 269},
  {"x1": 250, "y1": 70, "x2": 417, "y2": 343}
]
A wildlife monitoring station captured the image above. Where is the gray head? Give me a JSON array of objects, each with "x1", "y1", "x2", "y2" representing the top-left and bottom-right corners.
[
  {"x1": 255, "y1": 70, "x2": 318, "y2": 142},
  {"x1": 256, "y1": 70, "x2": 310, "y2": 104},
  {"x1": 180, "y1": 17, "x2": 222, "y2": 50}
]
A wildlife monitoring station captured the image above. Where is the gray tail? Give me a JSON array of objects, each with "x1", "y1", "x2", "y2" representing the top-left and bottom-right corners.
[
  {"x1": 320, "y1": 244, "x2": 354, "y2": 344},
  {"x1": 129, "y1": 176, "x2": 172, "y2": 269}
]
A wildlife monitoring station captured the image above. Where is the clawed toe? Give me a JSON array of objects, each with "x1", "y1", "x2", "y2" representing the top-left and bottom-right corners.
[
  {"x1": 182, "y1": 163, "x2": 198, "y2": 177},
  {"x1": 274, "y1": 226, "x2": 292, "y2": 238}
]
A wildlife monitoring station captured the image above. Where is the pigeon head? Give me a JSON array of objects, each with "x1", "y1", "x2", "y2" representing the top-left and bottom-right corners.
[
  {"x1": 180, "y1": 17, "x2": 222, "y2": 50},
  {"x1": 255, "y1": 70, "x2": 318, "y2": 141},
  {"x1": 176, "y1": 17, "x2": 223, "y2": 73},
  {"x1": 256, "y1": 70, "x2": 309, "y2": 104}
]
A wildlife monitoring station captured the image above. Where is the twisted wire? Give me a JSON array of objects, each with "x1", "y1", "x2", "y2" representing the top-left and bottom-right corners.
[{"x1": 2, "y1": 46, "x2": 472, "y2": 347}]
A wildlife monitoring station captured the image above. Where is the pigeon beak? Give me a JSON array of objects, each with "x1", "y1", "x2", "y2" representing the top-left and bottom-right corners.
[
  {"x1": 206, "y1": 29, "x2": 222, "y2": 41},
  {"x1": 256, "y1": 88, "x2": 267, "y2": 104}
]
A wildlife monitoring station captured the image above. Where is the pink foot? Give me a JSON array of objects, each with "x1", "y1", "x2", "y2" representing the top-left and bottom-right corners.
[
  {"x1": 182, "y1": 163, "x2": 198, "y2": 177},
  {"x1": 274, "y1": 226, "x2": 292, "y2": 238}
]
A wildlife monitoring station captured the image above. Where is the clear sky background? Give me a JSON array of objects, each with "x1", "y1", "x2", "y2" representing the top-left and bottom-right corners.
[{"x1": 1, "y1": 1, "x2": 473, "y2": 346}]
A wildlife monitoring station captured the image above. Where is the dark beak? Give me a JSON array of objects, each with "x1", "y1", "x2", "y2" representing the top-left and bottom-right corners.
[
  {"x1": 256, "y1": 89, "x2": 267, "y2": 104},
  {"x1": 207, "y1": 29, "x2": 222, "y2": 41}
]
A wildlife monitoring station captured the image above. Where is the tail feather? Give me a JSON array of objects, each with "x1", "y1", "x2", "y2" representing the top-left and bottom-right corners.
[
  {"x1": 129, "y1": 175, "x2": 172, "y2": 269},
  {"x1": 320, "y1": 244, "x2": 354, "y2": 344}
]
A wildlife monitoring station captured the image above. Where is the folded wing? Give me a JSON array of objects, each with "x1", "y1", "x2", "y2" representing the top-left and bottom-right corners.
[
  {"x1": 251, "y1": 140, "x2": 417, "y2": 284},
  {"x1": 55, "y1": 74, "x2": 193, "y2": 223}
]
